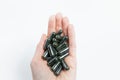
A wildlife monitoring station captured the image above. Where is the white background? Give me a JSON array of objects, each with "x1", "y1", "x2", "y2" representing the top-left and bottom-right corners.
[{"x1": 0, "y1": 0, "x2": 120, "y2": 80}]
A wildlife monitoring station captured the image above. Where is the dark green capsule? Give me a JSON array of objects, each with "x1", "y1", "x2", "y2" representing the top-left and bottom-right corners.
[
  {"x1": 46, "y1": 57, "x2": 52, "y2": 61},
  {"x1": 55, "y1": 35, "x2": 62, "y2": 40},
  {"x1": 51, "y1": 61, "x2": 61, "y2": 71},
  {"x1": 47, "y1": 57, "x2": 58, "y2": 66},
  {"x1": 58, "y1": 47, "x2": 69, "y2": 55},
  {"x1": 59, "y1": 36, "x2": 68, "y2": 44},
  {"x1": 54, "y1": 65, "x2": 62, "y2": 76},
  {"x1": 43, "y1": 38, "x2": 51, "y2": 50},
  {"x1": 58, "y1": 52, "x2": 69, "y2": 60},
  {"x1": 52, "y1": 38, "x2": 57, "y2": 42},
  {"x1": 48, "y1": 44, "x2": 55, "y2": 57},
  {"x1": 52, "y1": 42, "x2": 58, "y2": 47},
  {"x1": 56, "y1": 29, "x2": 63, "y2": 35},
  {"x1": 42, "y1": 50, "x2": 49, "y2": 60},
  {"x1": 52, "y1": 38, "x2": 60, "y2": 43},
  {"x1": 52, "y1": 47, "x2": 58, "y2": 55},
  {"x1": 61, "y1": 59, "x2": 69, "y2": 70},
  {"x1": 56, "y1": 42, "x2": 68, "y2": 51},
  {"x1": 49, "y1": 32, "x2": 56, "y2": 41},
  {"x1": 59, "y1": 44, "x2": 68, "y2": 52}
]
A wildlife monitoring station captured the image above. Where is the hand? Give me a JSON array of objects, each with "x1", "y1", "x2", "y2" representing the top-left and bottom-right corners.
[{"x1": 30, "y1": 13, "x2": 76, "y2": 80}]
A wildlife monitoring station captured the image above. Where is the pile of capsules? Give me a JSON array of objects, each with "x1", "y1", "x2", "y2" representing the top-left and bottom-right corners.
[{"x1": 42, "y1": 29, "x2": 69, "y2": 76}]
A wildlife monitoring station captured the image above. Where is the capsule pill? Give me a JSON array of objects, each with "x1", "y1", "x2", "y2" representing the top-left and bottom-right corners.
[
  {"x1": 54, "y1": 65, "x2": 62, "y2": 76},
  {"x1": 61, "y1": 59, "x2": 69, "y2": 70},
  {"x1": 42, "y1": 50, "x2": 49, "y2": 59},
  {"x1": 47, "y1": 57, "x2": 58, "y2": 66},
  {"x1": 44, "y1": 38, "x2": 51, "y2": 50},
  {"x1": 56, "y1": 29, "x2": 63, "y2": 35},
  {"x1": 51, "y1": 61, "x2": 61, "y2": 71},
  {"x1": 48, "y1": 44, "x2": 55, "y2": 57}
]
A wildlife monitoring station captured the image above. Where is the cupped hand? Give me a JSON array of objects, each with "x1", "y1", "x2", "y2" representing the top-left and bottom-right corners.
[{"x1": 30, "y1": 13, "x2": 76, "y2": 80}]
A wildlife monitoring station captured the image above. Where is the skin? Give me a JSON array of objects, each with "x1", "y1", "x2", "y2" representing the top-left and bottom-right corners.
[{"x1": 30, "y1": 13, "x2": 76, "y2": 80}]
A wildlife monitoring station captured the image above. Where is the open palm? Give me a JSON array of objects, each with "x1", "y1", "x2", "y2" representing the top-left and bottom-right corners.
[{"x1": 31, "y1": 13, "x2": 76, "y2": 80}]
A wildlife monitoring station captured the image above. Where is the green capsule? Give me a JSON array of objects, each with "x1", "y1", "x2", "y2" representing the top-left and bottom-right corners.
[
  {"x1": 58, "y1": 47, "x2": 69, "y2": 55},
  {"x1": 59, "y1": 36, "x2": 68, "y2": 44},
  {"x1": 52, "y1": 47, "x2": 58, "y2": 55},
  {"x1": 52, "y1": 42, "x2": 58, "y2": 48},
  {"x1": 46, "y1": 57, "x2": 52, "y2": 61},
  {"x1": 47, "y1": 57, "x2": 58, "y2": 66},
  {"x1": 48, "y1": 44, "x2": 55, "y2": 57},
  {"x1": 43, "y1": 38, "x2": 51, "y2": 50},
  {"x1": 54, "y1": 65, "x2": 62, "y2": 76},
  {"x1": 58, "y1": 43, "x2": 69, "y2": 53},
  {"x1": 42, "y1": 50, "x2": 49, "y2": 60},
  {"x1": 56, "y1": 29, "x2": 63, "y2": 35},
  {"x1": 49, "y1": 32, "x2": 56, "y2": 41},
  {"x1": 52, "y1": 38, "x2": 57, "y2": 42},
  {"x1": 61, "y1": 59, "x2": 69, "y2": 70},
  {"x1": 55, "y1": 35, "x2": 62, "y2": 40},
  {"x1": 56, "y1": 42, "x2": 68, "y2": 51},
  {"x1": 58, "y1": 52, "x2": 69, "y2": 60},
  {"x1": 51, "y1": 61, "x2": 61, "y2": 71}
]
